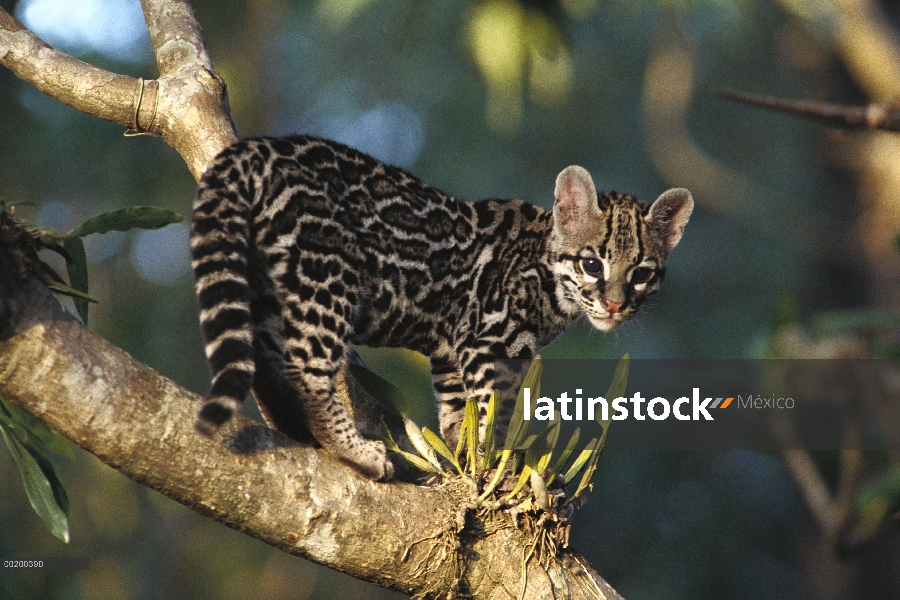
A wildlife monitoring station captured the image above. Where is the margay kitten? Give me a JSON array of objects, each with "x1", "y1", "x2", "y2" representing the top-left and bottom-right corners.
[{"x1": 191, "y1": 135, "x2": 692, "y2": 480}]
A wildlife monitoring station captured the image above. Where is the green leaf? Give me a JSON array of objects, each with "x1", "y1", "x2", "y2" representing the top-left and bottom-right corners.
[
  {"x1": 523, "y1": 421, "x2": 559, "y2": 479},
  {"x1": 61, "y1": 236, "x2": 90, "y2": 324},
  {"x1": 465, "y1": 399, "x2": 479, "y2": 475},
  {"x1": 556, "y1": 357, "x2": 629, "y2": 502},
  {"x1": 0, "y1": 419, "x2": 70, "y2": 542},
  {"x1": 379, "y1": 422, "x2": 401, "y2": 452},
  {"x1": 598, "y1": 354, "x2": 629, "y2": 443},
  {"x1": 379, "y1": 422, "x2": 442, "y2": 474},
  {"x1": 542, "y1": 416, "x2": 560, "y2": 472},
  {"x1": 504, "y1": 356, "x2": 543, "y2": 451},
  {"x1": 455, "y1": 404, "x2": 469, "y2": 464},
  {"x1": 505, "y1": 464, "x2": 532, "y2": 501},
  {"x1": 422, "y1": 426, "x2": 462, "y2": 474},
  {"x1": 45, "y1": 282, "x2": 99, "y2": 303},
  {"x1": 348, "y1": 363, "x2": 409, "y2": 418},
  {"x1": 546, "y1": 427, "x2": 580, "y2": 486},
  {"x1": 481, "y1": 391, "x2": 499, "y2": 471},
  {"x1": 0, "y1": 397, "x2": 75, "y2": 460},
  {"x1": 404, "y1": 418, "x2": 442, "y2": 470},
  {"x1": 561, "y1": 437, "x2": 599, "y2": 486},
  {"x1": 571, "y1": 437, "x2": 606, "y2": 501},
  {"x1": 477, "y1": 453, "x2": 511, "y2": 504},
  {"x1": 600, "y1": 354, "x2": 629, "y2": 422},
  {"x1": 395, "y1": 448, "x2": 444, "y2": 474},
  {"x1": 475, "y1": 358, "x2": 546, "y2": 507},
  {"x1": 516, "y1": 434, "x2": 537, "y2": 451},
  {"x1": 67, "y1": 207, "x2": 183, "y2": 237}
]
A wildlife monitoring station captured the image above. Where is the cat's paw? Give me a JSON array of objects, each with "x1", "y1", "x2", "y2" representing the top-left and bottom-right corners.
[{"x1": 343, "y1": 439, "x2": 394, "y2": 481}]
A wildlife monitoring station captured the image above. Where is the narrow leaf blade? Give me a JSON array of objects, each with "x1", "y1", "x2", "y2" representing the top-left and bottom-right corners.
[
  {"x1": 477, "y1": 448, "x2": 515, "y2": 504},
  {"x1": 505, "y1": 464, "x2": 533, "y2": 501},
  {"x1": 454, "y1": 412, "x2": 468, "y2": 463},
  {"x1": 524, "y1": 423, "x2": 556, "y2": 472},
  {"x1": 515, "y1": 434, "x2": 537, "y2": 451},
  {"x1": 464, "y1": 399, "x2": 479, "y2": 475},
  {"x1": 572, "y1": 445, "x2": 603, "y2": 500},
  {"x1": 404, "y1": 418, "x2": 442, "y2": 470},
  {"x1": 61, "y1": 236, "x2": 89, "y2": 324},
  {"x1": 562, "y1": 437, "x2": 599, "y2": 485},
  {"x1": 45, "y1": 282, "x2": 98, "y2": 303},
  {"x1": 348, "y1": 363, "x2": 409, "y2": 419},
  {"x1": 68, "y1": 207, "x2": 183, "y2": 237},
  {"x1": 538, "y1": 414, "x2": 561, "y2": 474},
  {"x1": 0, "y1": 422, "x2": 70, "y2": 542},
  {"x1": 547, "y1": 427, "x2": 580, "y2": 486},
  {"x1": 481, "y1": 391, "x2": 499, "y2": 471},
  {"x1": 504, "y1": 356, "x2": 543, "y2": 451},
  {"x1": 379, "y1": 421, "x2": 401, "y2": 452},
  {"x1": 422, "y1": 426, "x2": 462, "y2": 474},
  {"x1": 597, "y1": 354, "x2": 629, "y2": 447},
  {"x1": 0, "y1": 397, "x2": 75, "y2": 459},
  {"x1": 395, "y1": 449, "x2": 444, "y2": 474},
  {"x1": 599, "y1": 354, "x2": 629, "y2": 426}
]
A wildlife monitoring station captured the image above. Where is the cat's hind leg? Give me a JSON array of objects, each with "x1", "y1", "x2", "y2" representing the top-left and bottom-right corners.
[{"x1": 280, "y1": 293, "x2": 393, "y2": 481}]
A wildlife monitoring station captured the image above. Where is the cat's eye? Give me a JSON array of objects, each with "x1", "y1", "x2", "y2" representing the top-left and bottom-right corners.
[
  {"x1": 581, "y1": 258, "x2": 603, "y2": 276},
  {"x1": 631, "y1": 267, "x2": 653, "y2": 284}
]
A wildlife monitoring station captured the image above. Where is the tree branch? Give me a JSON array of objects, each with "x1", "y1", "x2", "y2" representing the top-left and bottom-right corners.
[
  {"x1": 0, "y1": 3, "x2": 235, "y2": 180},
  {"x1": 0, "y1": 9, "x2": 141, "y2": 127},
  {"x1": 140, "y1": 0, "x2": 213, "y2": 76},
  {"x1": 0, "y1": 265, "x2": 621, "y2": 599},
  {"x1": 719, "y1": 88, "x2": 900, "y2": 132},
  {"x1": 136, "y1": 0, "x2": 237, "y2": 178}
]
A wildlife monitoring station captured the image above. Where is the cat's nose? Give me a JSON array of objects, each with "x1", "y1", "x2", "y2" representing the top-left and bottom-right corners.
[{"x1": 601, "y1": 298, "x2": 623, "y2": 314}]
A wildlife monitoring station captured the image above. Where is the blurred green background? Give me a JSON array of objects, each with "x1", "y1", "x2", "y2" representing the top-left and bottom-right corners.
[{"x1": 2, "y1": 0, "x2": 900, "y2": 598}]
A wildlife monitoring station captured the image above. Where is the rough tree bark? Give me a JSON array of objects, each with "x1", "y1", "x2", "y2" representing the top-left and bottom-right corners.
[{"x1": 0, "y1": 1, "x2": 623, "y2": 598}]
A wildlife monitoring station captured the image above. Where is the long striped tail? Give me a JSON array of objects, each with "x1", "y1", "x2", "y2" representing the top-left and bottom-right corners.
[{"x1": 190, "y1": 145, "x2": 256, "y2": 435}]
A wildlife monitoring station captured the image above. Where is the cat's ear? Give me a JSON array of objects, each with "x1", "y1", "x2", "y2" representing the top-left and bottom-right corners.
[
  {"x1": 553, "y1": 166, "x2": 602, "y2": 237},
  {"x1": 647, "y1": 188, "x2": 693, "y2": 253}
]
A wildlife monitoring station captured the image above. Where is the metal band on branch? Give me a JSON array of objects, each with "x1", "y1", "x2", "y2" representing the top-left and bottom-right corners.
[{"x1": 125, "y1": 78, "x2": 159, "y2": 137}]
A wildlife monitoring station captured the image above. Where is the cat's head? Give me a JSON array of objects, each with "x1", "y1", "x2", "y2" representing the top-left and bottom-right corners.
[{"x1": 549, "y1": 166, "x2": 693, "y2": 331}]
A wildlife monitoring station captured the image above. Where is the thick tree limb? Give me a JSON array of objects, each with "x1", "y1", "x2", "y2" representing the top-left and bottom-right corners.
[{"x1": 0, "y1": 265, "x2": 621, "y2": 599}]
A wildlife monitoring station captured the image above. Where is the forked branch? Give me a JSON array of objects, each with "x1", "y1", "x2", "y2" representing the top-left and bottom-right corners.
[{"x1": 0, "y1": 1, "x2": 235, "y2": 179}]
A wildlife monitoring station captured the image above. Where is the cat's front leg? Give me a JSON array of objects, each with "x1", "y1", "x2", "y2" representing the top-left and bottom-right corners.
[
  {"x1": 433, "y1": 348, "x2": 531, "y2": 453},
  {"x1": 455, "y1": 348, "x2": 502, "y2": 451},
  {"x1": 431, "y1": 356, "x2": 469, "y2": 451}
]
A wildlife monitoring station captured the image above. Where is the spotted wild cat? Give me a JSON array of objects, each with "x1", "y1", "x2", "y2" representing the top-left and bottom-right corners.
[{"x1": 191, "y1": 135, "x2": 692, "y2": 480}]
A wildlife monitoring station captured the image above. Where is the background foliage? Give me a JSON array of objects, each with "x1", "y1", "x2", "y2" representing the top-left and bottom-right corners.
[{"x1": 1, "y1": 0, "x2": 899, "y2": 598}]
